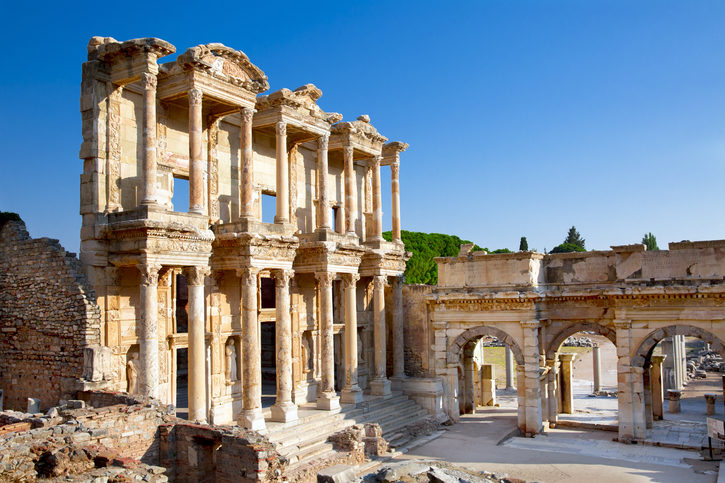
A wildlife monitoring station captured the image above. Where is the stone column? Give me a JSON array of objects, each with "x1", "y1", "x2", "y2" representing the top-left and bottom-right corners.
[
  {"x1": 390, "y1": 160, "x2": 401, "y2": 243},
  {"x1": 341, "y1": 273, "x2": 363, "y2": 404},
  {"x1": 371, "y1": 156, "x2": 383, "y2": 241},
  {"x1": 317, "y1": 134, "x2": 331, "y2": 230},
  {"x1": 316, "y1": 272, "x2": 339, "y2": 410},
  {"x1": 140, "y1": 73, "x2": 158, "y2": 206},
  {"x1": 343, "y1": 146, "x2": 357, "y2": 235},
  {"x1": 137, "y1": 263, "x2": 161, "y2": 399},
  {"x1": 615, "y1": 319, "x2": 645, "y2": 442},
  {"x1": 505, "y1": 345, "x2": 515, "y2": 390},
  {"x1": 593, "y1": 344, "x2": 601, "y2": 393},
  {"x1": 521, "y1": 321, "x2": 542, "y2": 435},
  {"x1": 651, "y1": 354, "x2": 666, "y2": 420},
  {"x1": 480, "y1": 364, "x2": 496, "y2": 406},
  {"x1": 390, "y1": 275, "x2": 406, "y2": 390},
  {"x1": 516, "y1": 364, "x2": 525, "y2": 431},
  {"x1": 668, "y1": 389, "x2": 682, "y2": 413},
  {"x1": 370, "y1": 275, "x2": 391, "y2": 396},
  {"x1": 239, "y1": 107, "x2": 255, "y2": 220},
  {"x1": 188, "y1": 88, "x2": 204, "y2": 214},
  {"x1": 643, "y1": 365, "x2": 653, "y2": 429},
  {"x1": 270, "y1": 270, "x2": 297, "y2": 422},
  {"x1": 559, "y1": 353, "x2": 576, "y2": 414},
  {"x1": 547, "y1": 359, "x2": 559, "y2": 427},
  {"x1": 238, "y1": 267, "x2": 265, "y2": 430},
  {"x1": 184, "y1": 266, "x2": 209, "y2": 422},
  {"x1": 275, "y1": 121, "x2": 289, "y2": 224},
  {"x1": 705, "y1": 393, "x2": 717, "y2": 415},
  {"x1": 463, "y1": 351, "x2": 475, "y2": 414}
]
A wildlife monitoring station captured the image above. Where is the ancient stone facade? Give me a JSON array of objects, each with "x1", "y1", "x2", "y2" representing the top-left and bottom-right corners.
[
  {"x1": 77, "y1": 36, "x2": 410, "y2": 431},
  {"x1": 406, "y1": 242, "x2": 725, "y2": 440},
  {"x1": 0, "y1": 220, "x2": 102, "y2": 411}
]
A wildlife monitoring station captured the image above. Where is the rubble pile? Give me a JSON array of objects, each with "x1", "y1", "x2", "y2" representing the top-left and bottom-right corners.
[
  {"x1": 359, "y1": 459, "x2": 527, "y2": 483},
  {"x1": 562, "y1": 336, "x2": 593, "y2": 348},
  {"x1": 687, "y1": 347, "x2": 724, "y2": 380}
]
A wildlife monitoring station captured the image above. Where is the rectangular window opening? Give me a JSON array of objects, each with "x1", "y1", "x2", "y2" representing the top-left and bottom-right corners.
[
  {"x1": 261, "y1": 277, "x2": 276, "y2": 309},
  {"x1": 171, "y1": 176, "x2": 189, "y2": 213},
  {"x1": 262, "y1": 193, "x2": 276, "y2": 224}
]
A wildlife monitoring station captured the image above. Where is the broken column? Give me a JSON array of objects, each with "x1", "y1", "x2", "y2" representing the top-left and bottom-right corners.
[
  {"x1": 705, "y1": 393, "x2": 717, "y2": 416},
  {"x1": 27, "y1": 398, "x2": 40, "y2": 414},
  {"x1": 592, "y1": 343, "x2": 601, "y2": 393},
  {"x1": 480, "y1": 364, "x2": 496, "y2": 406},
  {"x1": 651, "y1": 354, "x2": 666, "y2": 420},
  {"x1": 667, "y1": 389, "x2": 681, "y2": 413},
  {"x1": 559, "y1": 353, "x2": 576, "y2": 414}
]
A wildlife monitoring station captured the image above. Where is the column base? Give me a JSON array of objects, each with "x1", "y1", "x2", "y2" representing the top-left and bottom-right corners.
[
  {"x1": 270, "y1": 401, "x2": 298, "y2": 423},
  {"x1": 340, "y1": 385, "x2": 364, "y2": 404},
  {"x1": 369, "y1": 378, "x2": 392, "y2": 397},
  {"x1": 238, "y1": 408, "x2": 266, "y2": 432},
  {"x1": 390, "y1": 375, "x2": 407, "y2": 392},
  {"x1": 188, "y1": 407, "x2": 207, "y2": 423},
  {"x1": 316, "y1": 391, "x2": 340, "y2": 411}
]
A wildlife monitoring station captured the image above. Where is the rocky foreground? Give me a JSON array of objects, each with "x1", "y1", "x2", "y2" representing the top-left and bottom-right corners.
[{"x1": 358, "y1": 459, "x2": 528, "y2": 483}]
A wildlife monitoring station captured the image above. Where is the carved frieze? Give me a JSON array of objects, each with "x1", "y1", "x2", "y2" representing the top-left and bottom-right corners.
[
  {"x1": 208, "y1": 118, "x2": 220, "y2": 222},
  {"x1": 106, "y1": 84, "x2": 122, "y2": 211}
]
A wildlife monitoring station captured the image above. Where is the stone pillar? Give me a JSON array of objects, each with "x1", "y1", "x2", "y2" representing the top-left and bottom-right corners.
[
  {"x1": 238, "y1": 267, "x2": 265, "y2": 430},
  {"x1": 317, "y1": 134, "x2": 331, "y2": 230},
  {"x1": 185, "y1": 266, "x2": 209, "y2": 422},
  {"x1": 521, "y1": 321, "x2": 542, "y2": 435},
  {"x1": 559, "y1": 353, "x2": 576, "y2": 414},
  {"x1": 390, "y1": 160, "x2": 401, "y2": 243},
  {"x1": 480, "y1": 364, "x2": 496, "y2": 406},
  {"x1": 705, "y1": 393, "x2": 717, "y2": 415},
  {"x1": 343, "y1": 146, "x2": 357, "y2": 236},
  {"x1": 140, "y1": 73, "x2": 158, "y2": 206},
  {"x1": 643, "y1": 366, "x2": 653, "y2": 429},
  {"x1": 651, "y1": 355, "x2": 666, "y2": 420},
  {"x1": 371, "y1": 156, "x2": 383, "y2": 241},
  {"x1": 390, "y1": 275, "x2": 406, "y2": 390},
  {"x1": 505, "y1": 345, "x2": 515, "y2": 390},
  {"x1": 316, "y1": 272, "x2": 339, "y2": 410},
  {"x1": 463, "y1": 351, "x2": 475, "y2": 414},
  {"x1": 341, "y1": 273, "x2": 363, "y2": 404},
  {"x1": 137, "y1": 263, "x2": 160, "y2": 399},
  {"x1": 667, "y1": 389, "x2": 681, "y2": 413},
  {"x1": 271, "y1": 269, "x2": 297, "y2": 422},
  {"x1": 547, "y1": 360, "x2": 559, "y2": 426},
  {"x1": 275, "y1": 121, "x2": 289, "y2": 224},
  {"x1": 370, "y1": 275, "x2": 391, "y2": 396},
  {"x1": 516, "y1": 364, "x2": 525, "y2": 431},
  {"x1": 188, "y1": 88, "x2": 204, "y2": 214},
  {"x1": 615, "y1": 319, "x2": 645, "y2": 442},
  {"x1": 592, "y1": 344, "x2": 601, "y2": 393},
  {"x1": 239, "y1": 107, "x2": 255, "y2": 220}
]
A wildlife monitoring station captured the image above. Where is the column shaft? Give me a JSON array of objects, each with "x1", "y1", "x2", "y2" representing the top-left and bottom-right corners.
[
  {"x1": 275, "y1": 121, "x2": 289, "y2": 223},
  {"x1": 188, "y1": 88, "x2": 204, "y2": 214},
  {"x1": 370, "y1": 275, "x2": 391, "y2": 396},
  {"x1": 185, "y1": 266, "x2": 208, "y2": 422},
  {"x1": 239, "y1": 108, "x2": 255, "y2": 220},
  {"x1": 343, "y1": 146, "x2": 357, "y2": 235},
  {"x1": 239, "y1": 268, "x2": 265, "y2": 430},
  {"x1": 505, "y1": 345, "x2": 515, "y2": 390},
  {"x1": 391, "y1": 160, "x2": 401, "y2": 242},
  {"x1": 271, "y1": 270, "x2": 297, "y2": 422},
  {"x1": 371, "y1": 156, "x2": 383, "y2": 240},
  {"x1": 317, "y1": 134, "x2": 331, "y2": 229},
  {"x1": 593, "y1": 344, "x2": 602, "y2": 393},
  {"x1": 137, "y1": 263, "x2": 160, "y2": 399},
  {"x1": 316, "y1": 272, "x2": 339, "y2": 410},
  {"x1": 341, "y1": 274, "x2": 363, "y2": 404},
  {"x1": 391, "y1": 275, "x2": 405, "y2": 389},
  {"x1": 463, "y1": 353, "x2": 474, "y2": 414},
  {"x1": 559, "y1": 353, "x2": 575, "y2": 414},
  {"x1": 651, "y1": 355, "x2": 666, "y2": 420},
  {"x1": 140, "y1": 73, "x2": 158, "y2": 205}
]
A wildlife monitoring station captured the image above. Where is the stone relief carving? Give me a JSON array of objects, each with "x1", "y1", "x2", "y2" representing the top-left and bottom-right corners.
[
  {"x1": 225, "y1": 338, "x2": 238, "y2": 384},
  {"x1": 126, "y1": 352, "x2": 139, "y2": 394}
]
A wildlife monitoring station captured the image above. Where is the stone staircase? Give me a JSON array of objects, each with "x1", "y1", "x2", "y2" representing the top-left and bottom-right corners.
[{"x1": 265, "y1": 392, "x2": 430, "y2": 468}]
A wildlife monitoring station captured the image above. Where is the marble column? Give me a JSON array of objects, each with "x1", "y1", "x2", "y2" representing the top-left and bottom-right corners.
[
  {"x1": 344, "y1": 145, "x2": 357, "y2": 235},
  {"x1": 547, "y1": 360, "x2": 559, "y2": 427},
  {"x1": 505, "y1": 345, "x2": 515, "y2": 390},
  {"x1": 593, "y1": 344, "x2": 602, "y2": 393},
  {"x1": 317, "y1": 134, "x2": 331, "y2": 230},
  {"x1": 239, "y1": 107, "x2": 255, "y2": 220},
  {"x1": 559, "y1": 353, "x2": 576, "y2": 414},
  {"x1": 390, "y1": 160, "x2": 401, "y2": 243},
  {"x1": 463, "y1": 352, "x2": 475, "y2": 414},
  {"x1": 137, "y1": 263, "x2": 160, "y2": 399},
  {"x1": 238, "y1": 267, "x2": 265, "y2": 430},
  {"x1": 188, "y1": 88, "x2": 204, "y2": 214},
  {"x1": 271, "y1": 269, "x2": 297, "y2": 422},
  {"x1": 370, "y1": 275, "x2": 391, "y2": 396},
  {"x1": 275, "y1": 121, "x2": 289, "y2": 224},
  {"x1": 140, "y1": 73, "x2": 158, "y2": 206},
  {"x1": 185, "y1": 266, "x2": 209, "y2": 422},
  {"x1": 651, "y1": 354, "x2": 666, "y2": 420},
  {"x1": 390, "y1": 275, "x2": 406, "y2": 390},
  {"x1": 371, "y1": 156, "x2": 383, "y2": 241},
  {"x1": 341, "y1": 273, "x2": 363, "y2": 404},
  {"x1": 316, "y1": 272, "x2": 339, "y2": 410}
]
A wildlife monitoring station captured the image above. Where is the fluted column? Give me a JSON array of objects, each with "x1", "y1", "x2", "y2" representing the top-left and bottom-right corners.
[
  {"x1": 275, "y1": 121, "x2": 289, "y2": 224},
  {"x1": 317, "y1": 133, "x2": 331, "y2": 230},
  {"x1": 344, "y1": 145, "x2": 357, "y2": 236},
  {"x1": 140, "y1": 73, "x2": 158, "y2": 206},
  {"x1": 188, "y1": 88, "x2": 204, "y2": 214},
  {"x1": 390, "y1": 275, "x2": 406, "y2": 390},
  {"x1": 391, "y1": 160, "x2": 401, "y2": 242},
  {"x1": 341, "y1": 273, "x2": 363, "y2": 404},
  {"x1": 184, "y1": 266, "x2": 209, "y2": 422},
  {"x1": 370, "y1": 275, "x2": 391, "y2": 396},
  {"x1": 316, "y1": 272, "x2": 340, "y2": 410},
  {"x1": 239, "y1": 107, "x2": 255, "y2": 220},
  {"x1": 371, "y1": 156, "x2": 383, "y2": 241},
  {"x1": 238, "y1": 267, "x2": 265, "y2": 430},
  {"x1": 271, "y1": 269, "x2": 297, "y2": 422},
  {"x1": 137, "y1": 263, "x2": 161, "y2": 399}
]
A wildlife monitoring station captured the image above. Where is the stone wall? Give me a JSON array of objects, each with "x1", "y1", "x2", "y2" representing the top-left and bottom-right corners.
[
  {"x1": 402, "y1": 284, "x2": 433, "y2": 377},
  {"x1": 0, "y1": 220, "x2": 102, "y2": 411}
]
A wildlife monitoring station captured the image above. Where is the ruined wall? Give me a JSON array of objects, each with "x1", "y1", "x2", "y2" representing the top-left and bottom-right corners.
[
  {"x1": 0, "y1": 220, "x2": 102, "y2": 410},
  {"x1": 403, "y1": 284, "x2": 434, "y2": 377}
]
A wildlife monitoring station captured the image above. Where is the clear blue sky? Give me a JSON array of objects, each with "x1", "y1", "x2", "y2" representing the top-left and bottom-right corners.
[{"x1": 1, "y1": 1, "x2": 724, "y2": 253}]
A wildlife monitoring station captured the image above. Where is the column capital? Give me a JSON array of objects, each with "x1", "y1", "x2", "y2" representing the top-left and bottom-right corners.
[
  {"x1": 141, "y1": 72, "x2": 157, "y2": 89},
  {"x1": 343, "y1": 145, "x2": 353, "y2": 159},
  {"x1": 275, "y1": 120, "x2": 287, "y2": 136},
  {"x1": 390, "y1": 159, "x2": 400, "y2": 177},
  {"x1": 184, "y1": 266, "x2": 210, "y2": 286},
  {"x1": 651, "y1": 354, "x2": 667, "y2": 364},
  {"x1": 315, "y1": 271, "x2": 335, "y2": 287},
  {"x1": 370, "y1": 155, "x2": 382, "y2": 167},
  {"x1": 342, "y1": 273, "x2": 360, "y2": 288},
  {"x1": 273, "y1": 269, "x2": 294, "y2": 285},
  {"x1": 373, "y1": 274, "x2": 387, "y2": 288},
  {"x1": 241, "y1": 107, "x2": 255, "y2": 123},
  {"x1": 391, "y1": 274, "x2": 405, "y2": 287},
  {"x1": 558, "y1": 352, "x2": 576, "y2": 362},
  {"x1": 520, "y1": 320, "x2": 540, "y2": 330},
  {"x1": 189, "y1": 87, "x2": 203, "y2": 106},
  {"x1": 318, "y1": 132, "x2": 329, "y2": 150},
  {"x1": 236, "y1": 267, "x2": 259, "y2": 285},
  {"x1": 137, "y1": 263, "x2": 161, "y2": 286}
]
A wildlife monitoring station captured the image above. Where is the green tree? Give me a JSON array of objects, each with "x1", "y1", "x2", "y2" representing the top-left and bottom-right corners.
[
  {"x1": 550, "y1": 242, "x2": 586, "y2": 254},
  {"x1": 519, "y1": 237, "x2": 529, "y2": 251},
  {"x1": 563, "y1": 226, "x2": 585, "y2": 250},
  {"x1": 642, "y1": 232, "x2": 659, "y2": 251}
]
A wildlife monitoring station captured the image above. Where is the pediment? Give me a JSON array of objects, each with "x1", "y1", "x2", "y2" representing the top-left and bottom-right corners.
[{"x1": 177, "y1": 43, "x2": 269, "y2": 93}]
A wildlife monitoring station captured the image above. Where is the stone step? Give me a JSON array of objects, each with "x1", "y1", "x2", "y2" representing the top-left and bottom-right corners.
[
  {"x1": 280, "y1": 439, "x2": 336, "y2": 464},
  {"x1": 366, "y1": 404, "x2": 425, "y2": 427},
  {"x1": 274, "y1": 418, "x2": 355, "y2": 450}
]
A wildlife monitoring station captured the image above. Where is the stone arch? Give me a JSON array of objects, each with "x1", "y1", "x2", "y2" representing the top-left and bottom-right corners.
[
  {"x1": 631, "y1": 324, "x2": 725, "y2": 368},
  {"x1": 546, "y1": 322, "x2": 617, "y2": 359},
  {"x1": 447, "y1": 325, "x2": 524, "y2": 366}
]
